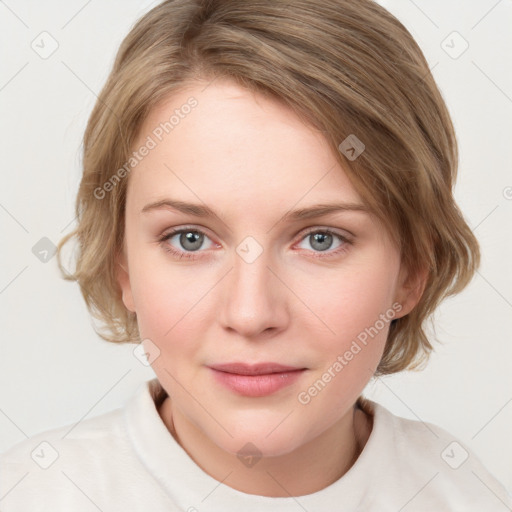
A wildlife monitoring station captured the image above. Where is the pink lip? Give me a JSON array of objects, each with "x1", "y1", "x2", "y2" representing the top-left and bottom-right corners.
[{"x1": 208, "y1": 362, "x2": 306, "y2": 397}]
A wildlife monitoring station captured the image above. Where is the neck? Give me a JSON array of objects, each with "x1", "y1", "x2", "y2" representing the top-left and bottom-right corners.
[{"x1": 158, "y1": 396, "x2": 372, "y2": 497}]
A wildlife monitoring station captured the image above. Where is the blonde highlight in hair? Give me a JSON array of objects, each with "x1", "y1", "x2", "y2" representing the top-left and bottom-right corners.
[{"x1": 57, "y1": 0, "x2": 480, "y2": 376}]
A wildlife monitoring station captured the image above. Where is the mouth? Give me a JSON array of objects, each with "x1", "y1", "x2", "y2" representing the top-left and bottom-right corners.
[
  {"x1": 209, "y1": 362, "x2": 305, "y2": 375},
  {"x1": 208, "y1": 362, "x2": 307, "y2": 397}
]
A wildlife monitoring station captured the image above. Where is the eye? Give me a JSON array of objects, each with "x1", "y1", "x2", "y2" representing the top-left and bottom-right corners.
[
  {"x1": 295, "y1": 228, "x2": 352, "y2": 259},
  {"x1": 158, "y1": 226, "x2": 216, "y2": 260},
  {"x1": 158, "y1": 226, "x2": 352, "y2": 261}
]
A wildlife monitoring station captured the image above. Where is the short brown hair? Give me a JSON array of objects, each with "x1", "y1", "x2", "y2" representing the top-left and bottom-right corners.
[{"x1": 57, "y1": 0, "x2": 480, "y2": 376}]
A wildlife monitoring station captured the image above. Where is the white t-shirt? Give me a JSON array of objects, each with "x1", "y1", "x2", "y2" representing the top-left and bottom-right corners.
[{"x1": 1, "y1": 378, "x2": 511, "y2": 511}]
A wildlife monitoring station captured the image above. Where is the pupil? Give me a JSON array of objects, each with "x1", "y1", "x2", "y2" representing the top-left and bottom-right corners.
[
  {"x1": 312, "y1": 232, "x2": 332, "y2": 251},
  {"x1": 182, "y1": 231, "x2": 202, "y2": 251}
]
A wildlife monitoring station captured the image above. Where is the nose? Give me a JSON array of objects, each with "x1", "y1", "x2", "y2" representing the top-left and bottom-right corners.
[{"x1": 218, "y1": 242, "x2": 289, "y2": 339}]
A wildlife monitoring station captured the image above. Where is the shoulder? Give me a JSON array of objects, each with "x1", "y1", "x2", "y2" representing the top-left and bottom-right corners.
[
  {"x1": 0, "y1": 407, "x2": 132, "y2": 510},
  {"x1": 1, "y1": 405, "x2": 126, "y2": 465},
  {"x1": 365, "y1": 399, "x2": 512, "y2": 511},
  {"x1": 0, "y1": 379, "x2": 177, "y2": 511}
]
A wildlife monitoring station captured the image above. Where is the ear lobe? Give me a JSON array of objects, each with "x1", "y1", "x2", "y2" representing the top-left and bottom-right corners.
[
  {"x1": 393, "y1": 265, "x2": 429, "y2": 319},
  {"x1": 115, "y1": 250, "x2": 136, "y2": 313}
]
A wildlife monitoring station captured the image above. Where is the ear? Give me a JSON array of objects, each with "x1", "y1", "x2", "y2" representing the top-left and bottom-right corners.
[
  {"x1": 115, "y1": 248, "x2": 136, "y2": 314},
  {"x1": 393, "y1": 263, "x2": 429, "y2": 319}
]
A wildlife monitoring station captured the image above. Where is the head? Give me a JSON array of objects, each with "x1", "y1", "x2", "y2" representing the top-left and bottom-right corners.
[{"x1": 57, "y1": 0, "x2": 479, "y2": 456}]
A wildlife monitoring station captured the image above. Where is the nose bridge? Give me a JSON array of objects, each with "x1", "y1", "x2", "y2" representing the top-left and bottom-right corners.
[
  {"x1": 231, "y1": 235, "x2": 273, "y2": 301},
  {"x1": 219, "y1": 234, "x2": 287, "y2": 337}
]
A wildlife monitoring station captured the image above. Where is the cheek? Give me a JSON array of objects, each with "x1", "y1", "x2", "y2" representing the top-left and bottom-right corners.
[
  {"x1": 127, "y1": 248, "x2": 223, "y2": 371},
  {"x1": 127, "y1": 246, "x2": 198, "y2": 340},
  {"x1": 300, "y1": 256, "x2": 400, "y2": 390},
  {"x1": 294, "y1": 267, "x2": 397, "y2": 426},
  {"x1": 307, "y1": 260, "x2": 399, "y2": 341}
]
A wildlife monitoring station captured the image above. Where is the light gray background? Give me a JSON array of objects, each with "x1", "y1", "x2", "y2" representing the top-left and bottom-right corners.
[{"x1": 1, "y1": 0, "x2": 511, "y2": 494}]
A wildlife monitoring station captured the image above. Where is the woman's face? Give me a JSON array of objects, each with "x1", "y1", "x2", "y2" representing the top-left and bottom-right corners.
[{"x1": 117, "y1": 78, "x2": 418, "y2": 458}]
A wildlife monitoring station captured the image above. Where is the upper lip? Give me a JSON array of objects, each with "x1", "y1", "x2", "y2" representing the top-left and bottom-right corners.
[{"x1": 209, "y1": 362, "x2": 305, "y2": 375}]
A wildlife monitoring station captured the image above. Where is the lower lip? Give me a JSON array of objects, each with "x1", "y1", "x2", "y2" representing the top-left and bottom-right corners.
[{"x1": 209, "y1": 368, "x2": 306, "y2": 397}]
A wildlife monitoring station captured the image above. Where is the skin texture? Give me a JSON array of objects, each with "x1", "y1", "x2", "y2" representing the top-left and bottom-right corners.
[{"x1": 116, "y1": 78, "x2": 425, "y2": 497}]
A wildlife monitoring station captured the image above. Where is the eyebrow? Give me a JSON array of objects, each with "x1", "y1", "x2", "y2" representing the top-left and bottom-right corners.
[{"x1": 141, "y1": 199, "x2": 369, "y2": 221}]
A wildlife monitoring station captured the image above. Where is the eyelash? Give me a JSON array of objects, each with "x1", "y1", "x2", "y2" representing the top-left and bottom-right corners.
[{"x1": 157, "y1": 225, "x2": 353, "y2": 261}]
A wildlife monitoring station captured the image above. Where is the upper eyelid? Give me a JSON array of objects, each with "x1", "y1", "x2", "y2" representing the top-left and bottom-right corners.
[{"x1": 300, "y1": 226, "x2": 352, "y2": 239}]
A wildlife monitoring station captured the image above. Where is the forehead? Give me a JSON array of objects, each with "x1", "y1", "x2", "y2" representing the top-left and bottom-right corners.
[{"x1": 128, "y1": 79, "x2": 363, "y2": 213}]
